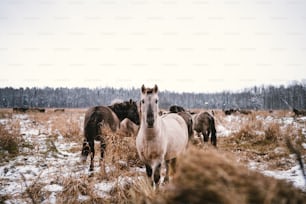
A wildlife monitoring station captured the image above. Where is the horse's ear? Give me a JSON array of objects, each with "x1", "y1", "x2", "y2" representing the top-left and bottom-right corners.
[
  {"x1": 153, "y1": 84, "x2": 158, "y2": 93},
  {"x1": 141, "y1": 84, "x2": 146, "y2": 94}
]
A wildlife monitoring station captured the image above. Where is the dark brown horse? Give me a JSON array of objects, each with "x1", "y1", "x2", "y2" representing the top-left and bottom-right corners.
[
  {"x1": 169, "y1": 105, "x2": 193, "y2": 140},
  {"x1": 293, "y1": 108, "x2": 306, "y2": 116},
  {"x1": 192, "y1": 111, "x2": 217, "y2": 146},
  {"x1": 169, "y1": 105, "x2": 185, "y2": 113},
  {"x1": 81, "y1": 99, "x2": 140, "y2": 171}
]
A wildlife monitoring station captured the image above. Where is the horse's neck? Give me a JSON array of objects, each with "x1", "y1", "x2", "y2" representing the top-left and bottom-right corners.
[{"x1": 108, "y1": 106, "x2": 125, "y2": 122}]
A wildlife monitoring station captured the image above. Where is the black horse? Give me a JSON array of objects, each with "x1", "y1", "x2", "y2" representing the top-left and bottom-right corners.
[
  {"x1": 81, "y1": 99, "x2": 140, "y2": 171},
  {"x1": 293, "y1": 108, "x2": 306, "y2": 116}
]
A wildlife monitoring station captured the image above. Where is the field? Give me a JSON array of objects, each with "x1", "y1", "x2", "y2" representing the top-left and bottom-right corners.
[{"x1": 0, "y1": 109, "x2": 305, "y2": 203}]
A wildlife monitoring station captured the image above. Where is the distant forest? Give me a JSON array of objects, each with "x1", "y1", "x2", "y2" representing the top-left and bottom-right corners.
[{"x1": 0, "y1": 83, "x2": 305, "y2": 110}]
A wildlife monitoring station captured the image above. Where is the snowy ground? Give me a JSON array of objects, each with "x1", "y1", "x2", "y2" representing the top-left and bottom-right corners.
[
  {"x1": 217, "y1": 113, "x2": 306, "y2": 191},
  {"x1": 0, "y1": 110, "x2": 305, "y2": 203},
  {"x1": 0, "y1": 112, "x2": 131, "y2": 203}
]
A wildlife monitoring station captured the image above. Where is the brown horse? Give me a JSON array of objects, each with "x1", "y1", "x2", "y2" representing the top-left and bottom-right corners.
[
  {"x1": 81, "y1": 99, "x2": 140, "y2": 171},
  {"x1": 192, "y1": 111, "x2": 217, "y2": 146}
]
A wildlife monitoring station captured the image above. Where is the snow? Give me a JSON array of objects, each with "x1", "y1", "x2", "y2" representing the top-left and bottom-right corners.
[
  {"x1": 1, "y1": 112, "x2": 305, "y2": 203},
  {"x1": 94, "y1": 182, "x2": 115, "y2": 198},
  {"x1": 42, "y1": 184, "x2": 63, "y2": 192},
  {"x1": 217, "y1": 124, "x2": 233, "y2": 137},
  {"x1": 0, "y1": 114, "x2": 85, "y2": 202},
  {"x1": 263, "y1": 165, "x2": 306, "y2": 191}
]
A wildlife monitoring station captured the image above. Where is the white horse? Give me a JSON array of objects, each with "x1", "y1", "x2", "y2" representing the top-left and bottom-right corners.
[{"x1": 136, "y1": 85, "x2": 189, "y2": 187}]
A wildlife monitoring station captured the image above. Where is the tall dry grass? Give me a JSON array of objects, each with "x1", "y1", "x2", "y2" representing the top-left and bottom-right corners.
[
  {"x1": 0, "y1": 120, "x2": 23, "y2": 162},
  {"x1": 159, "y1": 146, "x2": 306, "y2": 204},
  {"x1": 0, "y1": 124, "x2": 19, "y2": 155}
]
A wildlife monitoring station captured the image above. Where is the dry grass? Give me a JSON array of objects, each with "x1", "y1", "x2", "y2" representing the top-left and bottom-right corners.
[
  {"x1": 25, "y1": 109, "x2": 85, "y2": 143},
  {"x1": 0, "y1": 124, "x2": 19, "y2": 154},
  {"x1": 0, "y1": 121, "x2": 23, "y2": 162},
  {"x1": 1, "y1": 108, "x2": 305, "y2": 203},
  {"x1": 105, "y1": 130, "x2": 142, "y2": 168},
  {"x1": 218, "y1": 110, "x2": 306, "y2": 170},
  {"x1": 50, "y1": 112, "x2": 83, "y2": 141},
  {"x1": 0, "y1": 108, "x2": 13, "y2": 119},
  {"x1": 159, "y1": 146, "x2": 306, "y2": 204},
  {"x1": 57, "y1": 176, "x2": 103, "y2": 204},
  {"x1": 20, "y1": 172, "x2": 46, "y2": 204}
]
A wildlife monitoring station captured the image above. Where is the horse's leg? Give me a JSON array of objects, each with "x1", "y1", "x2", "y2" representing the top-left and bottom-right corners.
[
  {"x1": 210, "y1": 118, "x2": 217, "y2": 147},
  {"x1": 165, "y1": 158, "x2": 177, "y2": 183},
  {"x1": 203, "y1": 130, "x2": 209, "y2": 143},
  {"x1": 153, "y1": 163, "x2": 162, "y2": 187},
  {"x1": 96, "y1": 135, "x2": 106, "y2": 161},
  {"x1": 95, "y1": 135, "x2": 107, "y2": 172},
  {"x1": 195, "y1": 131, "x2": 202, "y2": 143},
  {"x1": 81, "y1": 139, "x2": 90, "y2": 162},
  {"x1": 89, "y1": 140, "x2": 95, "y2": 171},
  {"x1": 145, "y1": 164, "x2": 153, "y2": 186},
  {"x1": 170, "y1": 158, "x2": 177, "y2": 175},
  {"x1": 211, "y1": 128, "x2": 217, "y2": 146},
  {"x1": 164, "y1": 160, "x2": 170, "y2": 183}
]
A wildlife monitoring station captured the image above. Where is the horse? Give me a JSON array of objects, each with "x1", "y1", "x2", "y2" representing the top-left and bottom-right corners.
[
  {"x1": 293, "y1": 108, "x2": 306, "y2": 116},
  {"x1": 81, "y1": 99, "x2": 140, "y2": 171},
  {"x1": 223, "y1": 109, "x2": 238, "y2": 115},
  {"x1": 169, "y1": 105, "x2": 194, "y2": 140},
  {"x1": 136, "y1": 85, "x2": 189, "y2": 187},
  {"x1": 169, "y1": 105, "x2": 185, "y2": 113},
  {"x1": 192, "y1": 111, "x2": 217, "y2": 146},
  {"x1": 119, "y1": 118, "x2": 139, "y2": 137}
]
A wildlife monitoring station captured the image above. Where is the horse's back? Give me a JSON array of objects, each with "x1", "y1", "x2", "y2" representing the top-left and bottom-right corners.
[
  {"x1": 193, "y1": 111, "x2": 211, "y2": 131},
  {"x1": 84, "y1": 106, "x2": 119, "y2": 133},
  {"x1": 119, "y1": 118, "x2": 139, "y2": 137},
  {"x1": 162, "y1": 113, "x2": 188, "y2": 160}
]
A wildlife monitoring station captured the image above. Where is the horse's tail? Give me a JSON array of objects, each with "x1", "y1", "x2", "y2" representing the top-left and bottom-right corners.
[
  {"x1": 85, "y1": 109, "x2": 101, "y2": 141},
  {"x1": 187, "y1": 117, "x2": 194, "y2": 140},
  {"x1": 82, "y1": 108, "x2": 101, "y2": 160},
  {"x1": 210, "y1": 116, "x2": 217, "y2": 146}
]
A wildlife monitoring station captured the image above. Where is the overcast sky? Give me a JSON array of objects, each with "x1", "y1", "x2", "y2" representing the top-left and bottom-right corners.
[{"x1": 0, "y1": 0, "x2": 305, "y2": 93}]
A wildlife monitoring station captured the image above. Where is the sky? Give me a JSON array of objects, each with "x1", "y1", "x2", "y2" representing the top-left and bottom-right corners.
[{"x1": 0, "y1": 0, "x2": 305, "y2": 93}]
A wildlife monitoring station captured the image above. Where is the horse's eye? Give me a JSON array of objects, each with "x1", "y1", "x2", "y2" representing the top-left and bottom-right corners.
[
  {"x1": 141, "y1": 99, "x2": 145, "y2": 104},
  {"x1": 155, "y1": 99, "x2": 158, "y2": 104}
]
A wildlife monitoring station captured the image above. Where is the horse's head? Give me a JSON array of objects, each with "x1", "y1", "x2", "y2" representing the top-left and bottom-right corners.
[
  {"x1": 110, "y1": 100, "x2": 140, "y2": 125},
  {"x1": 140, "y1": 84, "x2": 159, "y2": 128},
  {"x1": 125, "y1": 99, "x2": 140, "y2": 125}
]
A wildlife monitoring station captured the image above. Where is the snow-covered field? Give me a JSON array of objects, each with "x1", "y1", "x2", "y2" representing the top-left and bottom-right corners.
[
  {"x1": 217, "y1": 112, "x2": 306, "y2": 190},
  {"x1": 0, "y1": 110, "x2": 305, "y2": 203}
]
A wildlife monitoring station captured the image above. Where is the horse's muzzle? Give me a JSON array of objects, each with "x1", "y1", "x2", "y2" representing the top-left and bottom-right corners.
[
  {"x1": 147, "y1": 117, "x2": 154, "y2": 128},
  {"x1": 146, "y1": 105, "x2": 154, "y2": 128}
]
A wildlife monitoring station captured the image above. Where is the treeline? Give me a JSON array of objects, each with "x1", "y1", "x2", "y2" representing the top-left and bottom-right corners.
[{"x1": 0, "y1": 83, "x2": 305, "y2": 110}]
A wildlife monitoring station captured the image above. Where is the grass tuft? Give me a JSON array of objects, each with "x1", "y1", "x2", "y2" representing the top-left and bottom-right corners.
[{"x1": 0, "y1": 123, "x2": 22, "y2": 161}]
